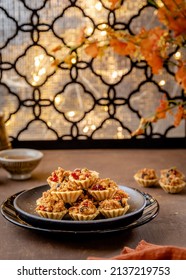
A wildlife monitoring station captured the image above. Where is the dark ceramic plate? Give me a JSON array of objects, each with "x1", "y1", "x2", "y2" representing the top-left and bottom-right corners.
[
  {"x1": 13, "y1": 184, "x2": 146, "y2": 231},
  {"x1": 1, "y1": 191, "x2": 159, "y2": 235}
]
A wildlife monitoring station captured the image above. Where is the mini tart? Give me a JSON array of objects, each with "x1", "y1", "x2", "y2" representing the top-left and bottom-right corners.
[
  {"x1": 69, "y1": 199, "x2": 99, "y2": 221},
  {"x1": 88, "y1": 178, "x2": 118, "y2": 201},
  {"x1": 134, "y1": 168, "x2": 158, "y2": 187},
  {"x1": 69, "y1": 168, "x2": 99, "y2": 190},
  {"x1": 160, "y1": 167, "x2": 185, "y2": 180},
  {"x1": 47, "y1": 167, "x2": 70, "y2": 189},
  {"x1": 51, "y1": 181, "x2": 83, "y2": 204},
  {"x1": 159, "y1": 177, "x2": 186, "y2": 194},
  {"x1": 35, "y1": 191, "x2": 67, "y2": 220},
  {"x1": 99, "y1": 199, "x2": 129, "y2": 218},
  {"x1": 112, "y1": 189, "x2": 129, "y2": 200}
]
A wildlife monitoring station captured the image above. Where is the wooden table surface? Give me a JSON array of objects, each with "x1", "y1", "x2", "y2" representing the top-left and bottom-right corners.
[{"x1": 0, "y1": 149, "x2": 186, "y2": 260}]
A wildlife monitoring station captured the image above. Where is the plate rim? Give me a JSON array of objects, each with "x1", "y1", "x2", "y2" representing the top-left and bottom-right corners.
[
  {"x1": 1, "y1": 191, "x2": 159, "y2": 235},
  {"x1": 13, "y1": 184, "x2": 147, "y2": 226}
]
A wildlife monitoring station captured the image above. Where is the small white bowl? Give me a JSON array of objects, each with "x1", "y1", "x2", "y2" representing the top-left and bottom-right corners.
[{"x1": 0, "y1": 148, "x2": 43, "y2": 180}]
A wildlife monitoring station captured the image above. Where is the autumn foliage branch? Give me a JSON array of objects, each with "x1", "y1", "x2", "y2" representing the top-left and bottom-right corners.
[{"x1": 52, "y1": 0, "x2": 186, "y2": 137}]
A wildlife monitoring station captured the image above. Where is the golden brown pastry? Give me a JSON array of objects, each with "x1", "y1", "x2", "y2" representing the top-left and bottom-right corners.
[
  {"x1": 88, "y1": 178, "x2": 118, "y2": 201},
  {"x1": 99, "y1": 198, "x2": 129, "y2": 218},
  {"x1": 69, "y1": 199, "x2": 99, "y2": 220},
  {"x1": 134, "y1": 168, "x2": 158, "y2": 187},
  {"x1": 35, "y1": 190, "x2": 67, "y2": 219}
]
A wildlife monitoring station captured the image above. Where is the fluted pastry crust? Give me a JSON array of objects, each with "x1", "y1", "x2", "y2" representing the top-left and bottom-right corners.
[{"x1": 134, "y1": 168, "x2": 158, "y2": 187}]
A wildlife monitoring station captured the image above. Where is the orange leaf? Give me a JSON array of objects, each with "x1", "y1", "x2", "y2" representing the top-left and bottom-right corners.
[
  {"x1": 155, "y1": 95, "x2": 169, "y2": 119},
  {"x1": 174, "y1": 105, "x2": 184, "y2": 127},
  {"x1": 52, "y1": 46, "x2": 62, "y2": 52},
  {"x1": 85, "y1": 42, "x2": 99, "y2": 58},
  {"x1": 176, "y1": 61, "x2": 186, "y2": 92},
  {"x1": 108, "y1": 0, "x2": 121, "y2": 10},
  {"x1": 159, "y1": 0, "x2": 184, "y2": 13},
  {"x1": 110, "y1": 38, "x2": 136, "y2": 56},
  {"x1": 148, "y1": 54, "x2": 163, "y2": 75},
  {"x1": 51, "y1": 59, "x2": 60, "y2": 67},
  {"x1": 76, "y1": 26, "x2": 86, "y2": 45},
  {"x1": 139, "y1": 27, "x2": 167, "y2": 74},
  {"x1": 183, "y1": 110, "x2": 186, "y2": 119},
  {"x1": 157, "y1": 1, "x2": 186, "y2": 37}
]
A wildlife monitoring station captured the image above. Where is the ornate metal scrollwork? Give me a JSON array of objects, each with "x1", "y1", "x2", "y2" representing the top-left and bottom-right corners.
[{"x1": 0, "y1": 0, "x2": 185, "y2": 148}]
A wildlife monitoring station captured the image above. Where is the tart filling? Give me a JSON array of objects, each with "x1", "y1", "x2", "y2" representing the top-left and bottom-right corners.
[
  {"x1": 112, "y1": 189, "x2": 129, "y2": 200},
  {"x1": 99, "y1": 198, "x2": 129, "y2": 218},
  {"x1": 134, "y1": 168, "x2": 158, "y2": 187},
  {"x1": 88, "y1": 178, "x2": 118, "y2": 201},
  {"x1": 159, "y1": 176, "x2": 186, "y2": 194},
  {"x1": 35, "y1": 191, "x2": 67, "y2": 219},
  {"x1": 69, "y1": 168, "x2": 99, "y2": 189},
  {"x1": 160, "y1": 167, "x2": 185, "y2": 180},
  {"x1": 47, "y1": 167, "x2": 70, "y2": 189},
  {"x1": 69, "y1": 199, "x2": 99, "y2": 220}
]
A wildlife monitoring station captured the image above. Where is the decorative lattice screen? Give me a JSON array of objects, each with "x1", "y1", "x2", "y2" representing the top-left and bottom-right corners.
[{"x1": 0, "y1": 0, "x2": 185, "y2": 148}]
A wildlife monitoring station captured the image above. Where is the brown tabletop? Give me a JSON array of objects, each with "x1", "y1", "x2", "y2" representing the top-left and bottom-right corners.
[{"x1": 0, "y1": 149, "x2": 186, "y2": 260}]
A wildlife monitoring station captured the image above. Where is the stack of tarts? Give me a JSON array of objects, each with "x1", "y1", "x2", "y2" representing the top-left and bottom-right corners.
[{"x1": 36, "y1": 167, "x2": 130, "y2": 221}]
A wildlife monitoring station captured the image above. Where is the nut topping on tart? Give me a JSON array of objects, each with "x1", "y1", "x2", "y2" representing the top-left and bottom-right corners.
[
  {"x1": 69, "y1": 199, "x2": 99, "y2": 220},
  {"x1": 134, "y1": 168, "x2": 158, "y2": 187}
]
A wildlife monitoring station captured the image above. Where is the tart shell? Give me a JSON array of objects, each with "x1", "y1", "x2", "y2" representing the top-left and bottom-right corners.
[
  {"x1": 88, "y1": 188, "x2": 117, "y2": 201},
  {"x1": 69, "y1": 210, "x2": 99, "y2": 221},
  {"x1": 36, "y1": 209, "x2": 68, "y2": 220},
  {"x1": 159, "y1": 180, "x2": 186, "y2": 194},
  {"x1": 51, "y1": 190, "x2": 83, "y2": 204},
  {"x1": 134, "y1": 174, "x2": 158, "y2": 187},
  {"x1": 99, "y1": 205, "x2": 130, "y2": 218}
]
